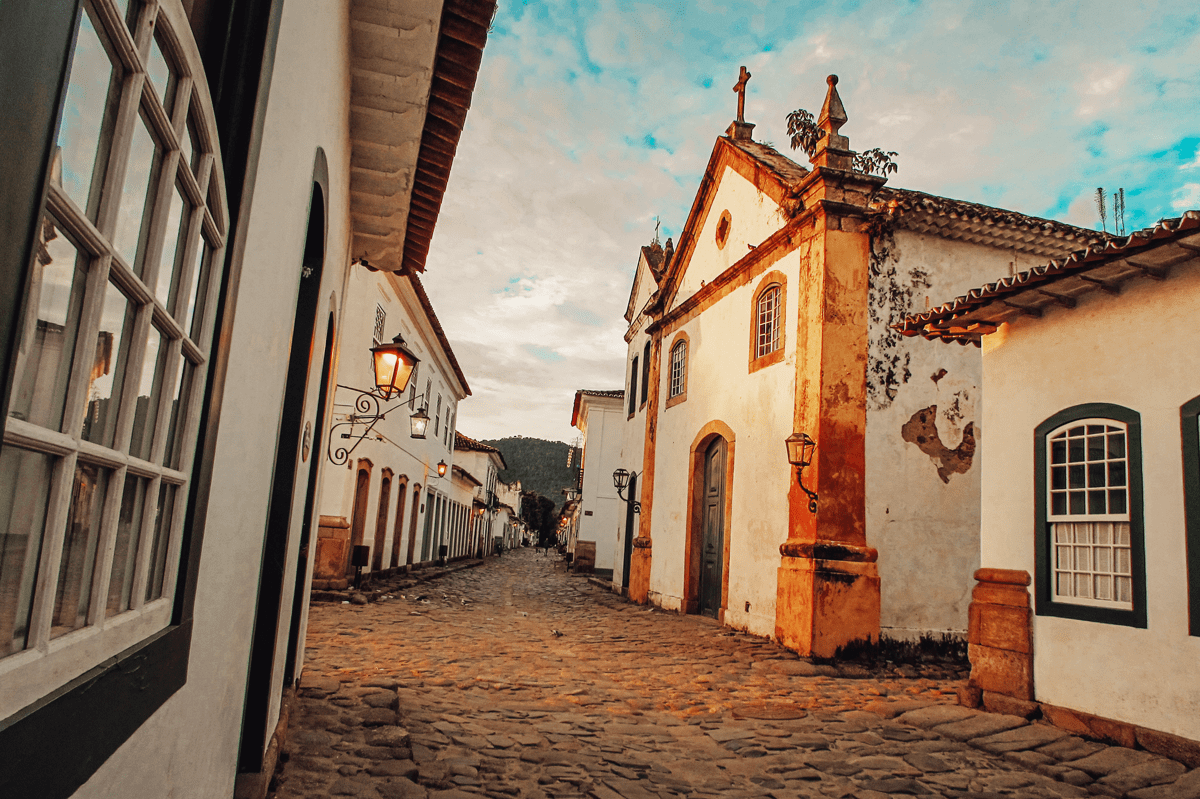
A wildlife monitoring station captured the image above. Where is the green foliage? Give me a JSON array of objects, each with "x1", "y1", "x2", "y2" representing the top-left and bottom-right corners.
[
  {"x1": 786, "y1": 107, "x2": 899, "y2": 177},
  {"x1": 520, "y1": 491, "x2": 557, "y2": 541},
  {"x1": 482, "y1": 436, "x2": 575, "y2": 514}
]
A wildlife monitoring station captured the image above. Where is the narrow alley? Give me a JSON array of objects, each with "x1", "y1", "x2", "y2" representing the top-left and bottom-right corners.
[{"x1": 270, "y1": 551, "x2": 1193, "y2": 799}]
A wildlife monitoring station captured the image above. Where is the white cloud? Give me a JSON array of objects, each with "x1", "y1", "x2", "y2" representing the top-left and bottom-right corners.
[
  {"x1": 1172, "y1": 183, "x2": 1200, "y2": 211},
  {"x1": 422, "y1": 0, "x2": 1200, "y2": 443}
]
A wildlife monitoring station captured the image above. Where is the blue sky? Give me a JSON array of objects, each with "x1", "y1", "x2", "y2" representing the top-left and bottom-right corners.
[{"x1": 423, "y1": 0, "x2": 1200, "y2": 443}]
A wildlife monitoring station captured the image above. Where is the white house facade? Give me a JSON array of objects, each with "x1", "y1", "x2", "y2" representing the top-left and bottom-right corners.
[
  {"x1": 0, "y1": 1, "x2": 494, "y2": 797},
  {"x1": 571, "y1": 389, "x2": 625, "y2": 577},
  {"x1": 900, "y1": 211, "x2": 1200, "y2": 748}
]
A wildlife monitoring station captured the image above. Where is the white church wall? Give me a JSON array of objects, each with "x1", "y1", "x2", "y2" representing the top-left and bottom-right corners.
[{"x1": 980, "y1": 263, "x2": 1200, "y2": 741}]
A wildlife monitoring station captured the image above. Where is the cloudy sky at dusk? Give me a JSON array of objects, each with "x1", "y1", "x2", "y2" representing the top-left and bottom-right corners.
[{"x1": 422, "y1": 0, "x2": 1200, "y2": 445}]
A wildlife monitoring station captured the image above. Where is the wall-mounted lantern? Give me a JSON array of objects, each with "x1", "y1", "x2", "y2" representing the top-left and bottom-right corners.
[
  {"x1": 328, "y1": 333, "x2": 430, "y2": 464},
  {"x1": 612, "y1": 468, "x2": 642, "y2": 514},
  {"x1": 785, "y1": 432, "x2": 819, "y2": 514},
  {"x1": 436, "y1": 460, "x2": 448, "y2": 477}
]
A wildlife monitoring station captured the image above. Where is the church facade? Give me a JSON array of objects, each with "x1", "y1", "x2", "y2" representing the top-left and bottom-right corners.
[{"x1": 620, "y1": 73, "x2": 1096, "y2": 655}]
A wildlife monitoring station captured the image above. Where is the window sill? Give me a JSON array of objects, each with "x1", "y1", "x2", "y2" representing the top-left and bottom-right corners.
[
  {"x1": 749, "y1": 348, "x2": 784, "y2": 374},
  {"x1": 665, "y1": 391, "x2": 687, "y2": 410},
  {"x1": 1035, "y1": 597, "x2": 1146, "y2": 628}
]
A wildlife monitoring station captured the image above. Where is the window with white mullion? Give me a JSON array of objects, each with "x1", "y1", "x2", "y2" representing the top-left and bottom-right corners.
[
  {"x1": 24, "y1": 450, "x2": 80, "y2": 651},
  {"x1": 83, "y1": 463, "x2": 131, "y2": 628},
  {"x1": 755, "y1": 285, "x2": 781, "y2": 359},
  {"x1": 1048, "y1": 419, "x2": 1132, "y2": 607}
]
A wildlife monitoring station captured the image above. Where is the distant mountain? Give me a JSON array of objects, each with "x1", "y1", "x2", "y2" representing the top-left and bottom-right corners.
[{"x1": 482, "y1": 436, "x2": 576, "y2": 512}]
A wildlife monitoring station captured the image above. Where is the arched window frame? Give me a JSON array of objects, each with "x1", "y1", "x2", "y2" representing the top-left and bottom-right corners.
[
  {"x1": 749, "y1": 270, "x2": 786, "y2": 373},
  {"x1": 665, "y1": 331, "x2": 690, "y2": 409},
  {"x1": 1181, "y1": 396, "x2": 1200, "y2": 637},
  {"x1": 1034, "y1": 404, "x2": 1146, "y2": 628}
]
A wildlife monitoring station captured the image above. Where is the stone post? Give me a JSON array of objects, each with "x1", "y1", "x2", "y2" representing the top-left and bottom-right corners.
[
  {"x1": 774, "y1": 76, "x2": 886, "y2": 658},
  {"x1": 967, "y1": 568, "x2": 1034, "y2": 701}
]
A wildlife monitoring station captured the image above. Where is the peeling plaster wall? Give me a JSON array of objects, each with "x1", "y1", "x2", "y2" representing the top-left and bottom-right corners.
[
  {"x1": 670, "y1": 165, "x2": 786, "y2": 311},
  {"x1": 865, "y1": 229, "x2": 1034, "y2": 637},
  {"x1": 648, "y1": 243, "x2": 806, "y2": 639},
  {"x1": 980, "y1": 265, "x2": 1200, "y2": 741}
]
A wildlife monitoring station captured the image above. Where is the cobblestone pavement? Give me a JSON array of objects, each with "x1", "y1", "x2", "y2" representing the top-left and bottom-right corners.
[{"x1": 272, "y1": 549, "x2": 1199, "y2": 799}]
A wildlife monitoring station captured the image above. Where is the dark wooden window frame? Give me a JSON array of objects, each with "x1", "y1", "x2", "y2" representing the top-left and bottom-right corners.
[
  {"x1": 1180, "y1": 395, "x2": 1200, "y2": 637},
  {"x1": 1034, "y1": 403, "x2": 1147, "y2": 628}
]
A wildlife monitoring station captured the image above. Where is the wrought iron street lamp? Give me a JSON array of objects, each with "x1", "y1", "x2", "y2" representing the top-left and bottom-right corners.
[
  {"x1": 785, "y1": 432, "x2": 819, "y2": 514},
  {"x1": 327, "y1": 333, "x2": 430, "y2": 464},
  {"x1": 436, "y1": 460, "x2": 448, "y2": 477},
  {"x1": 612, "y1": 468, "x2": 641, "y2": 514}
]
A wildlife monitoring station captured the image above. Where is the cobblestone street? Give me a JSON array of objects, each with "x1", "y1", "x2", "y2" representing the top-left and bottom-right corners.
[{"x1": 272, "y1": 549, "x2": 1198, "y2": 799}]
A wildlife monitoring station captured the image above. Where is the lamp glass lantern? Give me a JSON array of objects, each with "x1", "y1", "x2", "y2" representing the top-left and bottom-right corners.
[
  {"x1": 436, "y1": 459, "x2": 448, "y2": 477},
  {"x1": 785, "y1": 432, "x2": 816, "y2": 468},
  {"x1": 370, "y1": 333, "x2": 420, "y2": 401},
  {"x1": 409, "y1": 406, "x2": 430, "y2": 439},
  {"x1": 612, "y1": 468, "x2": 630, "y2": 491}
]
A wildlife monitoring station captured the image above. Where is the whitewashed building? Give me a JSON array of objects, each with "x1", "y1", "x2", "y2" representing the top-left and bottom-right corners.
[
  {"x1": 570, "y1": 388, "x2": 626, "y2": 577},
  {"x1": 0, "y1": 1, "x2": 494, "y2": 797},
  {"x1": 899, "y1": 211, "x2": 1200, "y2": 748},
  {"x1": 314, "y1": 266, "x2": 469, "y2": 583},
  {"x1": 623, "y1": 73, "x2": 1096, "y2": 656},
  {"x1": 453, "y1": 432, "x2": 510, "y2": 555}
]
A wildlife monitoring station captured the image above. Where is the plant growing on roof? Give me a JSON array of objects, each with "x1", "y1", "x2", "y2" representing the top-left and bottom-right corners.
[{"x1": 785, "y1": 107, "x2": 899, "y2": 177}]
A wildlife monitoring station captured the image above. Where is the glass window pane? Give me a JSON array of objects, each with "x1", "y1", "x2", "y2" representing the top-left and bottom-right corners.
[
  {"x1": 128, "y1": 325, "x2": 169, "y2": 461},
  {"x1": 1068, "y1": 438, "x2": 1085, "y2": 463},
  {"x1": 1107, "y1": 433, "x2": 1125, "y2": 459},
  {"x1": 1054, "y1": 524, "x2": 1070, "y2": 543},
  {"x1": 1069, "y1": 464, "x2": 1085, "y2": 489},
  {"x1": 1069, "y1": 490, "x2": 1086, "y2": 515},
  {"x1": 1086, "y1": 425, "x2": 1104, "y2": 435},
  {"x1": 1074, "y1": 546, "x2": 1091, "y2": 571},
  {"x1": 1117, "y1": 577, "x2": 1132, "y2": 603},
  {"x1": 1056, "y1": 546, "x2": 1071, "y2": 569},
  {"x1": 81, "y1": 281, "x2": 136, "y2": 447},
  {"x1": 1088, "y1": 490, "x2": 1106, "y2": 515},
  {"x1": 145, "y1": 483, "x2": 176, "y2": 601},
  {"x1": 1051, "y1": 466, "x2": 1066, "y2": 490},
  {"x1": 146, "y1": 33, "x2": 176, "y2": 111},
  {"x1": 1109, "y1": 490, "x2": 1127, "y2": 515},
  {"x1": 8, "y1": 219, "x2": 88, "y2": 431},
  {"x1": 155, "y1": 182, "x2": 188, "y2": 308},
  {"x1": 1095, "y1": 547, "x2": 1111, "y2": 571},
  {"x1": 1087, "y1": 462, "x2": 1105, "y2": 488},
  {"x1": 1087, "y1": 435, "x2": 1105, "y2": 460},
  {"x1": 52, "y1": 462, "x2": 111, "y2": 638},
  {"x1": 180, "y1": 116, "x2": 198, "y2": 175},
  {"x1": 182, "y1": 240, "x2": 210, "y2": 338},
  {"x1": 1057, "y1": 573, "x2": 1071, "y2": 597},
  {"x1": 162, "y1": 358, "x2": 193, "y2": 468},
  {"x1": 1095, "y1": 574, "x2": 1112, "y2": 601},
  {"x1": 1051, "y1": 440, "x2": 1066, "y2": 464},
  {"x1": 112, "y1": 113, "x2": 161, "y2": 274},
  {"x1": 0, "y1": 447, "x2": 55, "y2": 657},
  {"x1": 1096, "y1": 523, "x2": 1112, "y2": 545},
  {"x1": 1075, "y1": 573, "x2": 1091, "y2": 598},
  {"x1": 1051, "y1": 492, "x2": 1066, "y2": 515},
  {"x1": 1108, "y1": 461, "x2": 1126, "y2": 487},
  {"x1": 1116, "y1": 548, "x2": 1131, "y2": 574},
  {"x1": 106, "y1": 474, "x2": 149, "y2": 616},
  {"x1": 57, "y1": 9, "x2": 119, "y2": 217}
]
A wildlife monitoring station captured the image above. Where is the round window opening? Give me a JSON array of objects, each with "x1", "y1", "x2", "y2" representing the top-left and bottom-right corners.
[{"x1": 715, "y1": 210, "x2": 731, "y2": 248}]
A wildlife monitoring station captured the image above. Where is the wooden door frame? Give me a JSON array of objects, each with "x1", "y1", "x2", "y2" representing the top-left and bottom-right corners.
[
  {"x1": 405, "y1": 482, "x2": 421, "y2": 565},
  {"x1": 391, "y1": 476, "x2": 408, "y2": 567},
  {"x1": 371, "y1": 469, "x2": 392, "y2": 571},
  {"x1": 683, "y1": 421, "x2": 735, "y2": 619},
  {"x1": 346, "y1": 459, "x2": 372, "y2": 573}
]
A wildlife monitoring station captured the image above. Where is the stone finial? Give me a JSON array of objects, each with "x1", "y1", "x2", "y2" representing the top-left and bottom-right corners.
[
  {"x1": 811, "y1": 74, "x2": 852, "y2": 169},
  {"x1": 817, "y1": 75, "x2": 847, "y2": 138}
]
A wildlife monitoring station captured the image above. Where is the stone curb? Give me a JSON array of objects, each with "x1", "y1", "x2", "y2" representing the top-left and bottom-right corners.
[{"x1": 311, "y1": 559, "x2": 484, "y2": 604}]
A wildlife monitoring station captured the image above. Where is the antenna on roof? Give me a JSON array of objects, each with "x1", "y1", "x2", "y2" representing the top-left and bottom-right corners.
[
  {"x1": 1095, "y1": 188, "x2": 1108, "y2": 234},
  {"x1": 1114, "y1": 188, "x2": 1126, "y2": 237}
]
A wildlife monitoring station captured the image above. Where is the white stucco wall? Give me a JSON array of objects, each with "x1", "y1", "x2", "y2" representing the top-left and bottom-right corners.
[
  {"x1": 648, "y1": 241, "x2": 802, "y2": 637},
  {"x1": 865, "y1": 230, "x2": 1040, "y2": 637},
  {"x1": 670, "y1": 165, "x2": 786, "y2": 311},
  {"x1": 617, "y1": 251, "x2": 655, "y2": 589},
  {"x1": 576, "y1": 396, "x2": 624, "y2": 572},
  {"x1": 979, "y1": 261, "x2": 1200, "y2": 740},
  {"x1": 75, "y1": 1, "x2": 352, "y2": 796}
]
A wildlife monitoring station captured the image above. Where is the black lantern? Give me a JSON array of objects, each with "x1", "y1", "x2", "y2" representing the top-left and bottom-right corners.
[
  {"x1": 436, "y1": 459, "x2": 448, "y2": 477},
  {"x1": 612, "y1": 467, "x2": 641, "y2": 514},
  {"x1": 409, "y1": 406, "x2": 430, "y2": 439},
  {"x1": 785, "y1": 432, "x2": 819, "y2": 514},
  {"x1": 370, "y1": 333, "x2": 420, "y2": 400}
]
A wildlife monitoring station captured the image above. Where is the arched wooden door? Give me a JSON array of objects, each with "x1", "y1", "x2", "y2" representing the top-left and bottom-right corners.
[
  {"x1": 372, "y1": 471, "x2": 391, "y2": 570},
  {"x1": 699, "y1": 437, "x2": 727, "y2": 618}
]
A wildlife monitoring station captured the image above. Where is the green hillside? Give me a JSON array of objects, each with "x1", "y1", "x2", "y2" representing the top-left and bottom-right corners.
[{"x1": 482, "y1": 436, "x2": 577, "y2": 513}]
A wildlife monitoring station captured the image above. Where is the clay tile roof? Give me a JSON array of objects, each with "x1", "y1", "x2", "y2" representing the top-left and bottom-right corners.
[
  {"x1": 454, "y1": 431, "x2": 506, "y2": 469},
  {"x1": 872, "y1": 187, "x2": 1100, "y2": 257},
  {"x1": 724, "y1": 138, "x2": 810, "y2": 185},
  {"x1": 895, "y1": 210, "x2": 1200, "y2": 345}
]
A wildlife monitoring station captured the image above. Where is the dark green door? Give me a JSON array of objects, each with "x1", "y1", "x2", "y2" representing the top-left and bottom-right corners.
[{"x1": 700, "y1": 437, "x2": 726, "y2": 617}]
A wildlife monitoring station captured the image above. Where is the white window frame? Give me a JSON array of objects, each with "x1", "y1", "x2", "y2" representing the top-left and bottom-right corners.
[
  {"x1": 755, "y1": 284, "x2": 781, "y2": 359},
  {"x1": 1047, "y1": 419, "x2": 1133, "y2": 610},
  {"x1": 669, "y1": 340, "x2": 686, "y2": 398},
  {"x1": 372, "y1": 303, "x2": 386, "y2": 348},
  {"x1": 0, "y1": 0, "x2": 227, "y2": 721}
]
